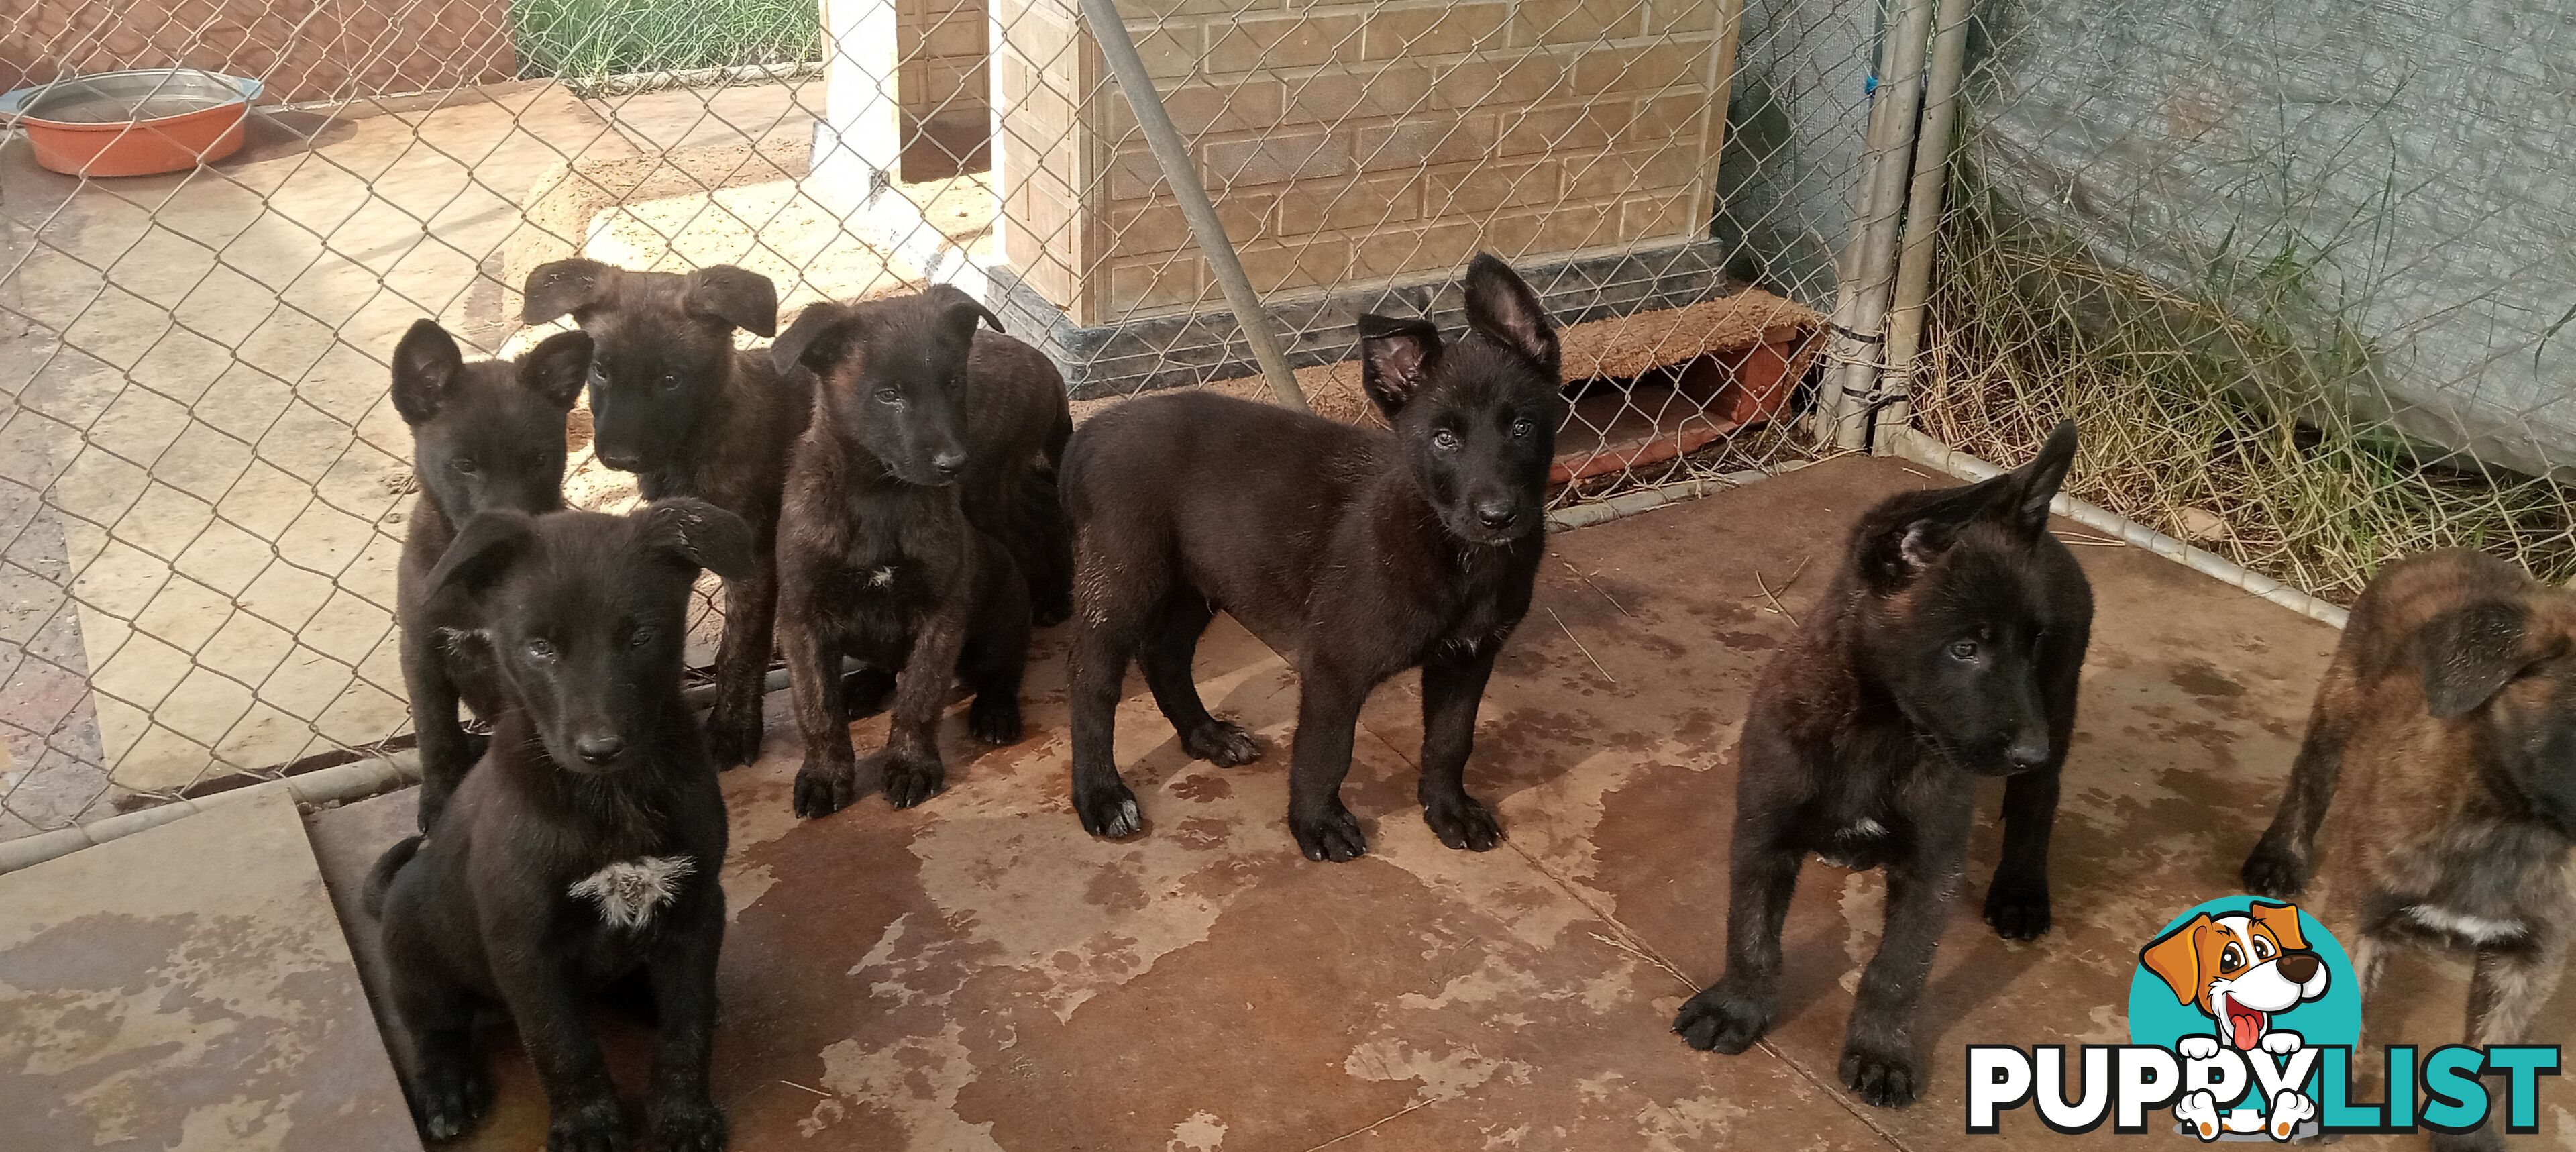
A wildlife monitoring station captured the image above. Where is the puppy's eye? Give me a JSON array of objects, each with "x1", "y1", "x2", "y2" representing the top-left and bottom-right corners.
[
  {"x1": 1431, "y1": 429, "x2": 1461, "y2": 451},
  {"x1": 451, "y1": 458, "x2": 478, "y2": 476},
  {"x1": 525, "y1": 638, "x2": 557, "y2": 661},
  {"x1": 628, "y1": 626, "x2": 655, "y2": 649},
  {"x1": 2253, "y1": 937, "x2": 2273, "y2": 959},
  {"x1": 586, "y1": 364, "x2": 606, "y2": 385},
  {"x1": 1948, "y1": 639, "x2": 1980, "y2": 660},
  {"x1": 1510, "y1": 417, "x2": 1537, "y2": 437},
  {"x1": 2222, "y1": 944, "x2": 2244, "y2": 970},
  {"x1": 875, "y1": 387, "x2": 902, "y2": 405},
  {"x1": 657, "y1": 374, "x2": 681, "y2": 393}
]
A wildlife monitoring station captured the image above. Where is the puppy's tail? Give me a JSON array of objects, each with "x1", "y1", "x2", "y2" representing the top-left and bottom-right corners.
[{"x1": 361, "y1": 834, "x2": 423, "y2": 919}]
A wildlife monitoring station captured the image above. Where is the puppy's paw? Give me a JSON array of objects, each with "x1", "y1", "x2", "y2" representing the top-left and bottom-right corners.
[
  {"x1": 1421, "y1": 792, "x2": 1502, "y2": 851},
  {"x1": 968, "y1": 694, "x2": 1022, "y2": 745},
  {"x1": 792, "y1": 758, "x2": 857, "y2": 819},
  {"x1": 703, "y1": 702, "x2": 763, "y2": 770},
  {"x1": 1672, "y1": 985, "x2": 1770, "y2": 1054},
  {"x1": 2267, "y1": 1090, "x2": 2317, "y2": 1141},
  {"x1": 1838, "y1": 1041, "x2": 1922, "y2": 1108},
  {"x1": 2177, "y1": 1035, "x2": 2222, "y2": 1061},
  {"x1": 1181, "y1": 719, "x2": 1261, "y2": 767},
  {"x1": 2241, "y1": 838, "x2": 2310, "y2": 899},
  {"x1": 2261, "y1": 1030, "x2": 2304, "y2": 1056},
  {"x1": 2174, "y1": 1089, "x2": 2224, "y2": 1141},
  {"x1": 875, "y1": 748, "x2": 946, "y2": 809},
  {"x1": 651, "y1": 1095, "x2": 729, "y2": 1152},
  {"x1": 1289, "y1": 799, "x2": 1368, "y2": 862},
  {"x1": 409, "y1": 1053, "x2": 489, "y2": 1141},
  {"x1": 1983, "y1": 878, "x2": 2051, "y2": 941},
  {"x1": 547, "y1": 1098, "x2": 627, "y2": 1152},
  {"x1": 1073, "y1": 777, "x2": 1142, "y2": 839}
]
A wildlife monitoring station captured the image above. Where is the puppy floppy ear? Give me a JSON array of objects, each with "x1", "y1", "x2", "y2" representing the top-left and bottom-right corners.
[
  {"x1": 518, "y1": 330, "x2": 594, "y2": 409},
  {"x1": 426, "y1": 509, "x2": 539, "y2": 598},
  {"x1": 523, "y1": 258, "x2": 613, "y2": 325},
  {"x1": 2141, "y1": 913, "x2": 2215, "y2": 1008},
  {"x1": 1356, "y1": 314, "x2": 1442, "y2": 421},
  {"x1": 637, "y1": 498, "x2": 757, "y2": 582},
  {"x1": 771, "y1": 303, "x2": 865, "y2": 376},
  {"x1": 1460, "y1": 252, "x2": 1559, "y2": 378},
  {"x1": 1988, "y1": 419, "x2": 2078, "y2": 538},
  {"x1": 2246, "y1": 901, "x2": 2309, "y2": 953},
  {"x1": 390, "y1": 319, "x2": 464, "y2": 425},
  {"x1": 2417, "y1": 598, "x2": 2544, "y2": 719},
  {"x1": 684, "y1": 265, "x2": 780, "y2": 337},
  {"x1": 924, "y1": 284, "x2": 1004, "y2": 336}
]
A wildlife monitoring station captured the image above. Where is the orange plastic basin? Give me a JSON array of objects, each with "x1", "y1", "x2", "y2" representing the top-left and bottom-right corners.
[{"x1": 2, "y1": 69, "x2": 261, "y2": 177}]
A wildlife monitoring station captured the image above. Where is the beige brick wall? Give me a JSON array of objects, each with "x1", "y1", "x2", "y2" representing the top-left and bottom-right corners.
[{"x1": 995, "y1": 0, "x2": 1741, "y2": 326}]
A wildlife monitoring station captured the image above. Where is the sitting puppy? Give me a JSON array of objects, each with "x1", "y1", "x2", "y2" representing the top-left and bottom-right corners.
[
  {"x1": 367, "y1": 499, "x2": 754, "y2": 1152},
  {"x1": 1674, "y1": 423, "x2": 2092, "y2": 1108},
  {"x1": 387, "y1": 319, "x2": 592, "y2": 832},
  {"x1": 1062, "y1": 253, "x2": 1562, "y2": 861},
  {"x1": 2243, "y1": 548, "x2": 2576, "y2": 1152},
  {"x1": 765, "y1": 286, "x2": 1073, "y2": 817}
]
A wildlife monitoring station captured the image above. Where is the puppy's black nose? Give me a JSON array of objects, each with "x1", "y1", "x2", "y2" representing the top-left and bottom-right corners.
[
  {"x1": 2276, "y1": 953, "x2": 2320, "y2": 982},
  {"x1": 598, "y1": 451, "x2": 641, "y2": 472},
  {"x1": 576, "y1": 735, "x2": 625, "y2": 765},
  {"x1": 2005, "y1": 737, "x2": 2051, "y2": 770},
  {"x1": 1474, "y1": 501, "x2": 1519, "y2": 530},
  {"x1": 931, "y1": 450, "x2": 968, "y2": 477}
]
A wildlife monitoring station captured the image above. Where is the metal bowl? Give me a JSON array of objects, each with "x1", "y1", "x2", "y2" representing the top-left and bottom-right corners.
[{"x1": 2, "y1": 68, "x2": 263, "y2": 177}]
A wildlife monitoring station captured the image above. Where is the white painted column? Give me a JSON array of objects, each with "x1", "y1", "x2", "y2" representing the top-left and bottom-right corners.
[{"x1": 810, "y1": 0, "x2": 957, "y2": 282}]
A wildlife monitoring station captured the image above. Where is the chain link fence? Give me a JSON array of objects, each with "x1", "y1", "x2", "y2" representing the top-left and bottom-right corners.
[
  {"x1": 1907, "y1": 0, "x2": 2576, "y2": 605},
  {"x1": 0, "y1": 0, "x2": 1882, "y2": 837}
]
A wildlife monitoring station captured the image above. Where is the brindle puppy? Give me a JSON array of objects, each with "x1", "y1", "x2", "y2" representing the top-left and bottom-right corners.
[{"x1": 2245, "y1": 548, "x2": 2576, "y2": 1152}]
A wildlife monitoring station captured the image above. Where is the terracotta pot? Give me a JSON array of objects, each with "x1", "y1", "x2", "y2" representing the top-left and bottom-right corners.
[{"x1": 3, "y1": 69, "x2": 262, "y2": 178}]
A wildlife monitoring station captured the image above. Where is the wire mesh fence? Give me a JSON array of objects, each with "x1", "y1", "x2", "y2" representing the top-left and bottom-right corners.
[
  {"x1": 0, "y1": 0, "x2": 1875, "y2": 837},
  {"x1": 1907, "y1": 0, "x2": 2576, "y2": 605}
]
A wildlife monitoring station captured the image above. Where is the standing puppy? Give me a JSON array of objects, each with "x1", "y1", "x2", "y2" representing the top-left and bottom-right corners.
[
  {"x1": 2243, "y1": 549, "x2": 2576, "y2": 1152},
  {"x1": 766, "y1": 286, "x2": 1073, "y2": 817},
  {"x1": 522, "y1": 258, "x2": 807, "y2": 769},
  {"x1": 389, "y1": 319, "x2": 592, "y2": 831},
  {"x1": 1063, "y1": 253, "x2": 1562, "y2": 861},
  {"x1": 1674, "y1": 423, "x2": 2091, "y2": 1108},
  {"x1": 369, "y1": 499, "x2": 753, "y2": 1152}
]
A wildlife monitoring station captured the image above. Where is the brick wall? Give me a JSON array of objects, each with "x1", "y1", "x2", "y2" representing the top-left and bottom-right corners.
[
  {"x1": 995, "y1": 0, "x2": 1741, "y2": 327},
  {"x1": 1, "y1": 0, "x2": 517, "y2": 105}
]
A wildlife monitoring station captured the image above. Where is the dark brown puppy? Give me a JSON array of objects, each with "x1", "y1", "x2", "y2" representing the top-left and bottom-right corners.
[
  {"x1": 766, "y1": 286, "x2": 1073, "y2": 817},
  {"x1": 1063, "y1": 253, "x2": 1562, "y2": 861},
  {"x1": 522, "y1": 258, "x2": 807, "y2": 769},
  {"x1": 1674, "y1": 423, "x2": 2091, "y2": 1108},
  {"x1": 368, "y1": 499, "x2": 753, "y2": 1152},
  {"x1": 2243, "y1": 549, "x2": 2575, "y2": 1152},
  {"x1": 389, "y1": 319, "x2": 592, "y2": 832}
]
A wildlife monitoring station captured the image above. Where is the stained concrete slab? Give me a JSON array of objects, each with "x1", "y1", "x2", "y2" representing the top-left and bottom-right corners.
[
  {"x1": 301, "y1": 457, "x2": 2576, "y2": 1149},
  {"x1": 0, "y1": 788, "x2": 417, "y2": 1150}
]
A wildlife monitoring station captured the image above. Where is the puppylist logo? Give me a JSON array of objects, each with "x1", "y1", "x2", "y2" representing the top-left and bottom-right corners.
[{"x1": 1966, "y1": 896, "x2": 2561, "y2": 1141}]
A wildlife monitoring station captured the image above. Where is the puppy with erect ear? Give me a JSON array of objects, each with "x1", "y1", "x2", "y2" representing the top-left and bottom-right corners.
[
  {"x1": 369, "y1": 499, "x2": 749, "y2": 1151},
  {"x1": 515, "y1": 256, "x2": 812, "y2": 772},
  {"x1": 1061, "y1": 253, "x2": 1564, "y2": 859},
  {"x1": 1676, "y1": 423, "x2": 2094, "y2": 1110},
  {"x1": 388, "y1": 318, "x2": 593, "y2": 833},
  {"x1": 2244, "y1": 547, "x2": 2576, "y2": 1151}
]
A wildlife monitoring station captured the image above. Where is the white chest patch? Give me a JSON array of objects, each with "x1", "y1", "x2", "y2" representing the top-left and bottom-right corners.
[
  {"x1": 568, "y1": 855, "x2": 695, "y2": 929},
  {"x1": 1846, "y1": 817, "x2": 1889, "y2": 837},
  {"x1": 2404, "y1": 904, "x2": 2524, "y2": 943},
  {"x1": 869, "y1": 566, "x2": 897, "y2": 588}
]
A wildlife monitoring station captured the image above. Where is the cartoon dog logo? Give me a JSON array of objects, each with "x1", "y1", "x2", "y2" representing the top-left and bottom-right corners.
[{"x1": 2140, "y1": 900, "x2": 2328, "y2": 1140}]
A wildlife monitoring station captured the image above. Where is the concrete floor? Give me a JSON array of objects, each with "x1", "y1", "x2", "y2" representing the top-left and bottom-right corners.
[
  {"x1": 0, "y1": 76, "x2": 990, "y2": 834},
  {"x1": 283, "y1": 457, "x2": 2576, "y2": 1151}
]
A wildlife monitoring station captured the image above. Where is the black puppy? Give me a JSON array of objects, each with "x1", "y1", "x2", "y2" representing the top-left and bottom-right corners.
[
  {"x1": 1673, "y1": 423, "x2": 2091, "y2": 1108},
  {"x1": 368, "y1": 499, "x2": 754, "y2": 1152},
  {"x1": 389, "y1": 319, "x2": 591, "y2": 832},
  {"x1": 523, "y1": 258, "x2": 806, "y2": 769},
  {"x1": 767, "y1": 286, "x2": 1073, "y2": 817},
  {"x1": 1063, "y1": 253, "x2": 1562, "y2": 861}
]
